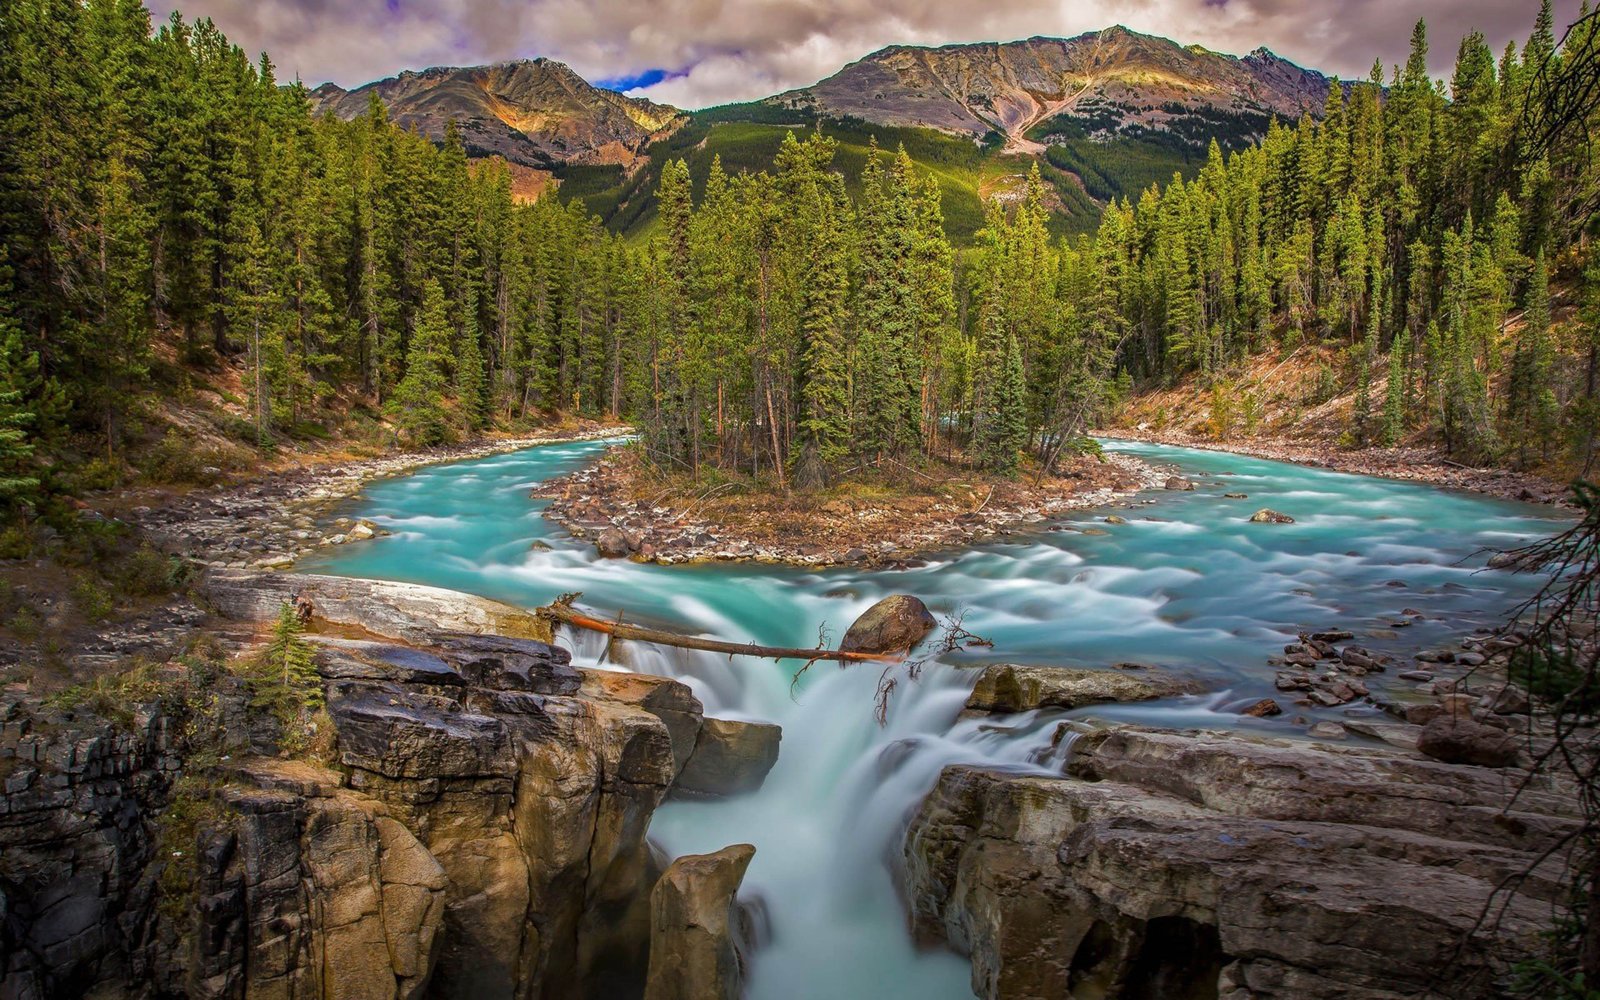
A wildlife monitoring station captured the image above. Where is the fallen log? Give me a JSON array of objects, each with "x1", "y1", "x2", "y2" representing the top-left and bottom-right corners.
[{"x1": 537, "y1": 593, "x2": 898, "y2": 664}]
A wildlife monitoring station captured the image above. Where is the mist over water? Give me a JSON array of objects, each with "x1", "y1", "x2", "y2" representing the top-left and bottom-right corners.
[{"x1": 299, "y1": 438, "x2": 1568, "y2": 998}]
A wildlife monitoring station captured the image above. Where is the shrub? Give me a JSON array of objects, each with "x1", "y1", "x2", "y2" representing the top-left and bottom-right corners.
[{"x1": 71, "y1": 575, "x2": 115, "y2": 622}]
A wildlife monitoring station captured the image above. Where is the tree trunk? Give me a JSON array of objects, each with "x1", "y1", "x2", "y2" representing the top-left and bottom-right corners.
[{"x1": 540, "y1": 597, "x2": 894, "y2": 664}]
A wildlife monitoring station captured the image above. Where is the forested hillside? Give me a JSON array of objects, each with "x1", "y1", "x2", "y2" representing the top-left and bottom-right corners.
[
  {"x1": 1098, "y1": 5, "x2": 1587, "y2": 473},
  {"x1": 0, "y1": 0, "x2": 1592, "y2": 510},
  {"x1": 0, "y1": 0, "x2": 632, "y2": 499}
]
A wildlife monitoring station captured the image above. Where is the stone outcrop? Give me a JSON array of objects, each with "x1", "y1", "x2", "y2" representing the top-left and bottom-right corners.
[
  {"x1": 1416, "y1": 712, "x2": 1524, "y2": 768},
  {"x1": 306, "y1": 625, "x2": 675, "y2": 999},
  {"x1": 188, "y1": 759, "x2": 449, "y2": 1000},
  {"x1": 905, "y1": 724, "x2": 1580, "y2": 1000},
  {"x1": 2, "y1": 574, "x2": 783, "y2": 1000},
  {"x1": 964, "y1": 663, "x2": 1201, "y2": 714},
  {"x1": 839, "y1": 595, "x2": 937, "y2": 655},
  {"x1": 643, "y1": 844, "x2": 756, "y2": 1000},
  {"x1": 674, "y1": 719, "x2": 782, "y2": 798},
  {"x1": 203, "y1": 570, "x2": 553, "y2": 643}
]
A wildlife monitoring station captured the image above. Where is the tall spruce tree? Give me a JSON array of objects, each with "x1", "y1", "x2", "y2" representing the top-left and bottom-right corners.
[{"x1": 389, "y1": 279, "x2": 452, "y2": 446}]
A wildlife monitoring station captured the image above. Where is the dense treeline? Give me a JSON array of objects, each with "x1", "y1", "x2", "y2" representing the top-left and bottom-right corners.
[
  {"x1": 625, "y1": 2, "x2": 1600, "y2": 482},
  {"x1": 1099, "y1": 3, "x2": 1593, "y2": 468},
  {"x1": 1, "y1": 0, "x2": 1596, "y2": 505},
  {"x1": 0, "y1": 0, "x2": 634, "y2": 495}
]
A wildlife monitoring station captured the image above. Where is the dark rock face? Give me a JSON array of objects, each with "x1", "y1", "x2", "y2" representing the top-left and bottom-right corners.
[
  {"x1": 839, "y1": 595, "x2": 936, "y2": 655},
  {"x1": 643, "y1": 844, "x2": 756, "y2": 1000},
  {"x1": 904, "y1": 725, "x2": 1580, "y2": 1000},
  {"x1": 0, "y1": 699, "x2": 183, "y2": 997}
]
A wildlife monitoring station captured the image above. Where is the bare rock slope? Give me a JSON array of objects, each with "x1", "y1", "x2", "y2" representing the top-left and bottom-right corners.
[{"x1": 769, "y1": 26, "x2": 1335, "y2": 150}]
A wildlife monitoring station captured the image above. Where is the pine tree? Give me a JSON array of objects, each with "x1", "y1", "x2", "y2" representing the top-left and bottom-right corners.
[
  {"x1": 1352, "y1": 304, "x2": 1380, "y2": 443},
  {"x1": 1381, "y1": 325, "x2": 1410, "y2": 446},
  {"x1": 979, "y1": 334, "x2": 1027, "y2": 475},
  {"x1": 0, "y1": 324, "x2": 40, "y2": 502},
  {"x1": 457, "y1": 296, "x2": 489, "y2": 433},
  {"x1": 797, "y1": 175, "x2": 851, "y2": 482},
  {"x1": 389, "y1": 279, "x2": 453, "y2": 446},
  {"x1": 254, "y1": 601, "x2": 323, "y2": 716},
  {"x1": 1505, "y1": 250, "x2": 1558, "y2": 465}
]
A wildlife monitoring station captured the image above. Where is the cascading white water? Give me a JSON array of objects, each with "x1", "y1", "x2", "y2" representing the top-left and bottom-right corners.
[{"x1": 298, "y1": 437, "x2": 1567, "y2": 998}]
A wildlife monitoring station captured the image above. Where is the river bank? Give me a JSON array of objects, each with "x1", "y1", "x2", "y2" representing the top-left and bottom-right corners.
[
  {"x1": 533, "y1": 445, "x2": 1167, "y2": 567},
  {"x1": 115, "y1": 421, "x2": 630, "y2": 569},
  {"x1": 1103, "y1": 426, "x2": 1575, "y2": 506}
]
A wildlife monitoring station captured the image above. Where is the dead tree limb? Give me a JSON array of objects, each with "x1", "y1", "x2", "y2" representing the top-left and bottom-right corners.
[{"x1": 538, "y1": 593, "x2": 897, "y2": 664}]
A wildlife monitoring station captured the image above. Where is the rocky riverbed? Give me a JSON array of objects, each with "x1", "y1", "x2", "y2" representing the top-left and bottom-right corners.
[{"x1": 533, "y1": 446, "x2": 1167, "y2": 566}]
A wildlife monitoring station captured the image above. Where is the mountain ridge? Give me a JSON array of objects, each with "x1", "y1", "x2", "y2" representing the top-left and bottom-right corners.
[
  {"x1": 308, "y1": 57, "x2": 685, "y2": 169},
  {"x1": 765, "y1": 26, "x2": 1336, "y2": 152}
]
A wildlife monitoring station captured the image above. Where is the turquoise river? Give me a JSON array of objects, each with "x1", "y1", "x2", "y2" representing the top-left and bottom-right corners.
[{"x1": 298, "y1": 439, "x2": 1569, "y2": 999}]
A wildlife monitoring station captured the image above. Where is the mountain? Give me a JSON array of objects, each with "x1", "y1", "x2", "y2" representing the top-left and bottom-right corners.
[
  {"x1": 309, "y1": 58, "x2": 685, "y2": 169},
  {"x1": 305, "y1": 27, "x2": 1342, "y2": 239},
  {"x1": 765, "y1": 26, "x2": 1336, "y2": 153}
]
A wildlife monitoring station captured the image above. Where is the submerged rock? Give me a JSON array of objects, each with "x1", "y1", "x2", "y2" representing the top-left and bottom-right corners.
[
  {"x1": 965, "y1": 663, "x2": 1200, "y2": 714},
  {"x1": 904, "y1": 725, "x2": 1579, "y2": 1000},
  {"x1": 839, "y1": 595, "x2": 936, "y2": 655},
  {"x1": 644, "y1": 844, "x2": 756, "y2": 1000},
  {"x1": 1248, "y1": 508, "x2": 1295, "y2": 524},
  {"x1": 675, "y1": 719, "x2": 782, "y2": 798},
  {"x1": 1239, "y1": 697, "x2": 1282, "y2": 717}
]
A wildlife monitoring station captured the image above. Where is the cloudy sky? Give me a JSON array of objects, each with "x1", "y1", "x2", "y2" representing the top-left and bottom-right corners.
[{"x1": 143, "y1": 0, "x2": 1578, "y2": 109}]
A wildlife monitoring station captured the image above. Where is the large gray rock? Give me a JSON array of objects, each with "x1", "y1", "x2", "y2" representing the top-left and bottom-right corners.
[
  {"x1": 839, "y1": 595, "x2": 936, "y2": 654},
  {"x1": 905, "y1": 724, "x2": 1580, "y2": 1000},
  {"x1": 1417, "y1": 713, "x2": 1523, "y2": 768},
  {"x1": 964, "y1": 663, "x2": 1200, "y2": 714},
  {"x1": 644, "y1": 844, "x2": 756, "y2": 1000},
  {"x1": 675, "y1": 718, "x2": 782, "y2": 798}
]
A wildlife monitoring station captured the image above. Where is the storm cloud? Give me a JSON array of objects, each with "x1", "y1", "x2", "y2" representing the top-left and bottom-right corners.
[{"x1": 143, "y1": 0, "x2": 1580, "y2": 108}]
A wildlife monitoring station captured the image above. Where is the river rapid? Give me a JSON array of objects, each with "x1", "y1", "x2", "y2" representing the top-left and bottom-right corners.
[{"x1": 297, "y1": 438, "x2": 1568, "y2": 999}]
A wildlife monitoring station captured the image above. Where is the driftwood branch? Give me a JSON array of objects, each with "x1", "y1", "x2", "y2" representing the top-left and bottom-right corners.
[{"x1": 538, "y1": 593, "x2": 897, "y2": 664}]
